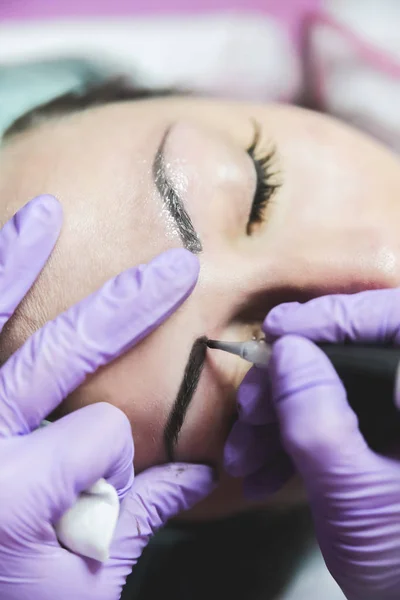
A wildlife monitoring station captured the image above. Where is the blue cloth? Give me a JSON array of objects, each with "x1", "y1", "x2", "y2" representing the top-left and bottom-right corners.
[{"x1": 0, "y1": 59, "x2": 104, "y2": 138}]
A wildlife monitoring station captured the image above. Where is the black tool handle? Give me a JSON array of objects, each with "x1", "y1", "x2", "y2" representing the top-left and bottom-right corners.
[{"x1": 318, "y1": 344, "x2": 400, "y2": 452}]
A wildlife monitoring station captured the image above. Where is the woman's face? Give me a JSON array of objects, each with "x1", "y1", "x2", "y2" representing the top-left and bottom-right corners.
[{"x1": 2, "y1": 97, "x2": 400, "y2": 518}]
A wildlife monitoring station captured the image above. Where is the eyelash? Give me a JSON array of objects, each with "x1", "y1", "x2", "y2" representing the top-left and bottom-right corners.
[{"x1": 246, "y1": 122, "x2": 279, "y2": 235}]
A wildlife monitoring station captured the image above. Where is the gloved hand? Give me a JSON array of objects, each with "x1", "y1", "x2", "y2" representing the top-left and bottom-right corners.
[
  {"x1": 224, "y1": 364, "x2": 294, "y2": 498},
  {"x1": 227, "y1": 288, "x2": 400, "y2": 600},
  {"x1": 0, "y1": 196, "x2": 215, "y2": 600}
]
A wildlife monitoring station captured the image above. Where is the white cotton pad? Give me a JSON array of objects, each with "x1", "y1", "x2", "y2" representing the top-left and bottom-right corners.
[
  {"x1": 39, "y1": 421, "x2": 120, "y2": 562},
  {"x1": 55, "y1": 478, "x2": 120, "y2": 562}
]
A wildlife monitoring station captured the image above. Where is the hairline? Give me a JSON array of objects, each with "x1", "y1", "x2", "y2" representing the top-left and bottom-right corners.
[{"x1": 3, "y1": 78, "x2": 183, "y2": 140}]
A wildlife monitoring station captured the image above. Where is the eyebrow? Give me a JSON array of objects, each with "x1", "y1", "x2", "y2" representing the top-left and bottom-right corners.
[
  {"x1": 152, "y1": 127, "x2": 203, "y2": 254},
  {"x1": 163, "y1": 336, "x2": 208, "y2": 461}
]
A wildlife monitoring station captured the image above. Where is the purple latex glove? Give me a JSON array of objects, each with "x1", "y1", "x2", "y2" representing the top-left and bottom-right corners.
[
  {"x1": 229, "y1": 288, "x2": 400, "y2": 600},
  {"x1": 0, "y1": 196, "x2": 215, "y2": 600},
  {"x1": 224, "y1": 365, "x2": 294, "y2": 498}
]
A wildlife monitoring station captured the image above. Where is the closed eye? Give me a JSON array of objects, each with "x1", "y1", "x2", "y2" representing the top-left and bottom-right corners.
[{"x1": 246, "y1": 121, "x2": 280, "y2": 235}]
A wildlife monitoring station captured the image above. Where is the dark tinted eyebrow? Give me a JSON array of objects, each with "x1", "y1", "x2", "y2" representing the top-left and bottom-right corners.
[
  {"x1": 153, "y1": 127, "x2": 203, "y2": 254},
  {"x1": 164, "y1": 336, "x2": 208, "y2": 461}
]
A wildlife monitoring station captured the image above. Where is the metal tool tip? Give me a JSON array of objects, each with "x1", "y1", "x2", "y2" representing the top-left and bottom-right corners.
[{"x1": 206, "y1": 339, "x2": 220, "y2": 349}]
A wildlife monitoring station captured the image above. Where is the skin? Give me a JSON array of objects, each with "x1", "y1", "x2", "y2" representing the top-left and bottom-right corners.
[{"x1": 1, "y1": 97, "x2": 400, "y2": 519}]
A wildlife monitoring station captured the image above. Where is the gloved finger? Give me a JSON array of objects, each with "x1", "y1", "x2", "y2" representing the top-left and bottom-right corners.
[
  {"x1": 269, "y1": 335, "x2": 368, "y2": 474},
  {"x1": 237, "y1": 366, "x2": 276, "y2": 425},
  {"x1": 31, "y1": 402, "x2": 134, "y2": 521},
  {"x1": 0, "y1": 248, "x2": 199, "y2": 437},
  {"x1": 243, "y1": 451, "x2": 294, "y2": 500},
  {"x1": 0, "y1": 195, "x2": 62, "y2": 330},
  {"x1": 264, "y1": 288, "x2": 400, "y2": 345},
  {"x1": 224, "y1": 421, "x2": 282, "y2": 477},
  {"x1": 111, "y1": 463, "x2": 216, "y2": 564}
]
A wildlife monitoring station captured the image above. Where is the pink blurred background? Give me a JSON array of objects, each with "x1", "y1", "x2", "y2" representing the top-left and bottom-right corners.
[{"x1": 0, "y1": 0, "x2": 320, "y2": 45}]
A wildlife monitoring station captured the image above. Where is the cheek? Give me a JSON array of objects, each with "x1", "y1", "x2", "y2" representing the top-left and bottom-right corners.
[
  {"x1": 268, "y1": 220, "x2": 400, "y2": 296},
  {"x1": 269, "y1": 109, "x2": 400, "y2": 291},
  {"x1": 65, "y1": 349, "x2": 172, "y2": 471},
  {"x1": 266, "y1": 169, "x2": 400, "y2": 293}
]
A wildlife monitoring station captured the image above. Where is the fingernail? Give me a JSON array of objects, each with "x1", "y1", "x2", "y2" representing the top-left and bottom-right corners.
[
  {"x1": 263, "y1": 302, "x2": 300, "y2": 338},
  {"x1": 151, "y1": 248, "x2": 200, "y2": 284},
  {"x1": 17, "y1": 195, "x2": 63, "y2": 232}
]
